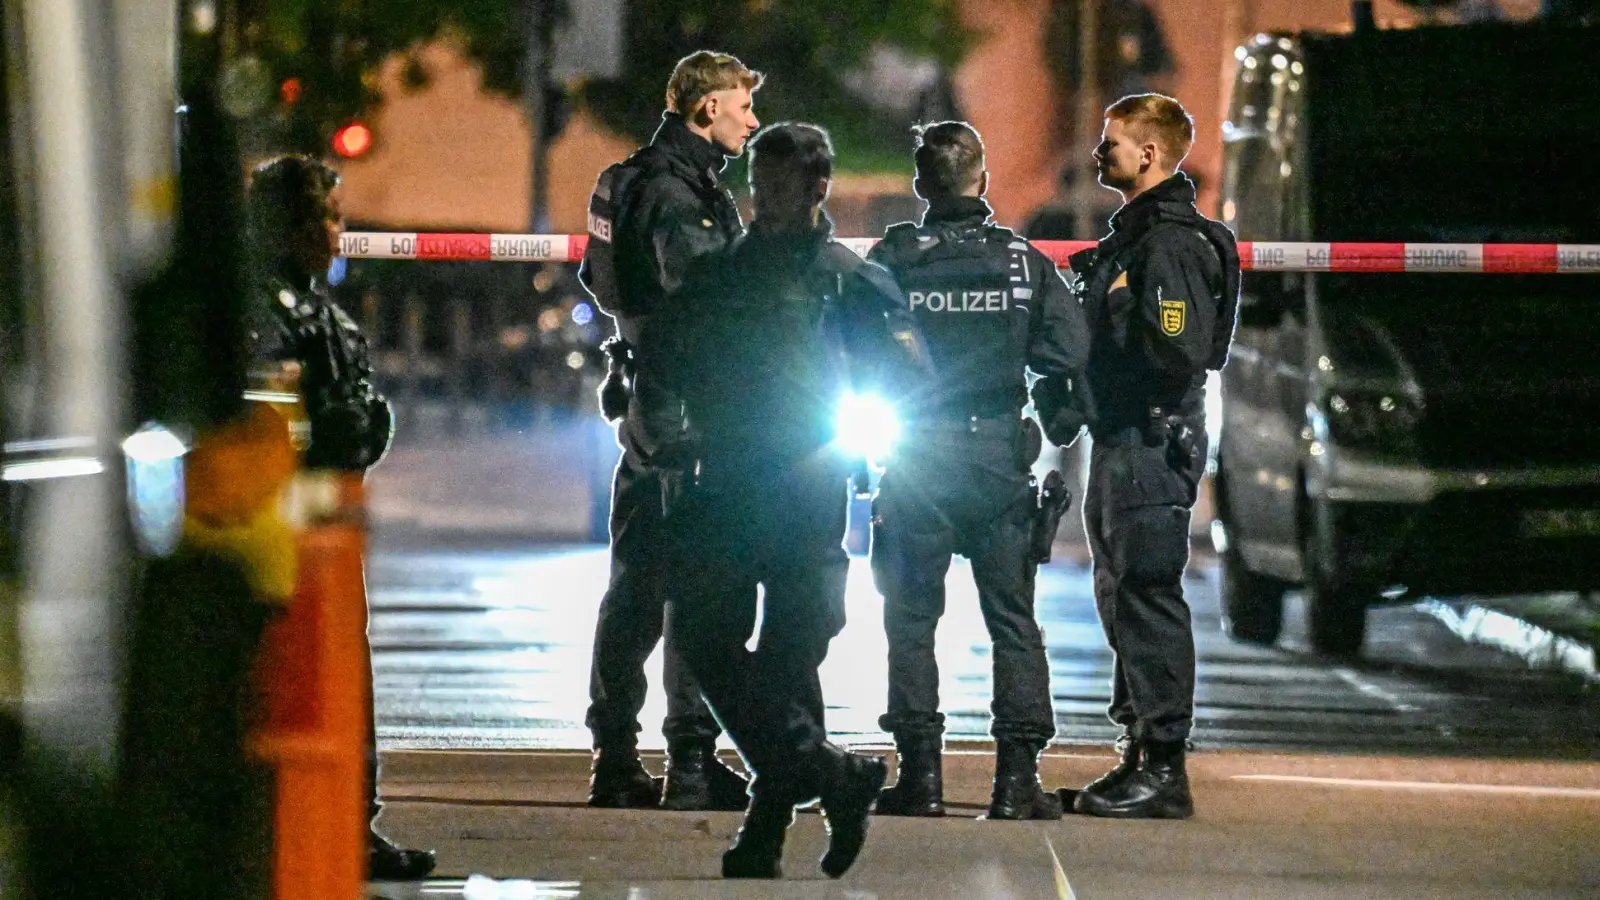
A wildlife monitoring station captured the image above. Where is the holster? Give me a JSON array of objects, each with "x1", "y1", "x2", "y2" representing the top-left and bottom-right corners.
[
  {"x1": 651, "y1": 439, "x2": 700, "y2": 518},
  {"x1": 1142, "y1": 406, "x2": 1200, "y2": 473},
  {"x1": 1029, "y1": 470, "x2": 1073, "y2": 564}
]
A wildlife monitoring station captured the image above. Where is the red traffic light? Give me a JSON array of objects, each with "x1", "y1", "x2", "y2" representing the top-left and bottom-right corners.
[{"x1": 332, "y1": 122, "x2": 372, "y2": 159}]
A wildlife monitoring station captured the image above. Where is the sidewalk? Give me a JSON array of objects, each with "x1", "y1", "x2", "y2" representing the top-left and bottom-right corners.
[{"x1": 365, "y1": 746, "x2": 1600, "y2": 899}]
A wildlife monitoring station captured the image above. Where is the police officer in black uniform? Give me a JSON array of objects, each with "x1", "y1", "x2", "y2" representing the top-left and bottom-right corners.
[
  {"x1": 644, "y1": 123, "x2": 930, "y2": 880},
  {"x1": 1048, "y1": 94, "x2": 1239, "y2": 820},
  {"x1": 244, "y1": 155, "x2": 432, "y2": 879},
  {"x1": 577, "y1": 51, "x2": 761, "y2": 811},
  {"x1": 866, "y1": 122, "x2": 1092, "y2": 821}
]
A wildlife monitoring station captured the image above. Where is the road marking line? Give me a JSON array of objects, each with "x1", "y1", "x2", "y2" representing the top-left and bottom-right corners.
[
  {"x1": 1045, "y1": 836, "x2": 1078, "y2": 900},
  {"x1": 1234, "y1": 774, "x2": 1600, "y2": 799},
  {"x1": 1332, "y1": 667, "x2": 1421, "y2": 713}
]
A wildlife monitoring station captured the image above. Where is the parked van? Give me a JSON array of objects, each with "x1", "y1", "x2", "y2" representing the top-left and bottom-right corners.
[{"x1": 1212, "y1": 20, "x2": 1600, "y2": 655}]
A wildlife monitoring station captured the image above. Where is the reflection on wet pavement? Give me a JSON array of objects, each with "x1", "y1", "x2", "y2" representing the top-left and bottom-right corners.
[
  {"x1": 368, "y1": 876, "x2": 891, "y2": 899},
  {"x1": 370, "y1": 546, "x2": 1599, "y2": 757}
]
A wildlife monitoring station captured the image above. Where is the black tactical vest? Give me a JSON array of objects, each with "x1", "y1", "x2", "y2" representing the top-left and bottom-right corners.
[
  {"x1": 581, "y1": 150, "x2": 670, "y2": 320},
  {"x1": 877, "y1": 220, "x2": 1034, "y2": 417}
]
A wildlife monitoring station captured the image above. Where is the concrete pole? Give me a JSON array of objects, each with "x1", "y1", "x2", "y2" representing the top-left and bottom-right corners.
[
  {"x1": 1072, "y1": 0, "x2": 1101, "y2": 240},
  {"x1": 525, "y1": 0, "x2": 553, "y2": 233}
]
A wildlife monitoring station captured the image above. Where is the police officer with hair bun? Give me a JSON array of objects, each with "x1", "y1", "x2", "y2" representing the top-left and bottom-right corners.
[{"x1": 867, "y1": 121, "x2": 1093, "y2": 822}]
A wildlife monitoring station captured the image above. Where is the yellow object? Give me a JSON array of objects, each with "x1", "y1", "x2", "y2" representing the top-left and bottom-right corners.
[
  {"x1": 182, "y1": 503, "x2": 300, "y2": 603},
  {"x1": 182, "y1": 374, "x2": 305, "y2": 604}
]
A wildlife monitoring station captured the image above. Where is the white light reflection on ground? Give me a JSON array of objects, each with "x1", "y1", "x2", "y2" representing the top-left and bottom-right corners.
[{"x1": 373, "y1": 546, "x2": 1090, "y2": 751}]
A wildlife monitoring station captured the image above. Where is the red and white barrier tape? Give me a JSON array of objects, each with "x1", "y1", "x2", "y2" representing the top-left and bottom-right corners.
[{"x1": 338, "y1": 232, "x2": 1600, "y2": 274}]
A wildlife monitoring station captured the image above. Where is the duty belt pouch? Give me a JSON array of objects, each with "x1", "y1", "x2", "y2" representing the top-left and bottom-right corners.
[{"x1": 1112, "y1": 441, "x2": 1199, "y2": 511}]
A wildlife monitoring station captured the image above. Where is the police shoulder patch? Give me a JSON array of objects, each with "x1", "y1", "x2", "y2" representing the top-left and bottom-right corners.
[{"x1": 1159, "y1": 298, "x2": 1186, "y2": 336}]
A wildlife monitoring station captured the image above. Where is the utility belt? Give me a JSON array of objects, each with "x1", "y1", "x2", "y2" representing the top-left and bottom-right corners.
[
  {"x1": 909, "y1": 410, "x2": 1019, "y2": 436},
  {"x1": 901, "y1": 409, "x2": 1072, "y2": 564},
  {"x1": 906, "y1": 407, "x2": 1040, "y2": 470},
  {"x1": 923, "y1": 388, "x2": 1023, "y2": 422},
  {"x1": 1093, "y1": 404, "x2": 1203, "y2": 474}
]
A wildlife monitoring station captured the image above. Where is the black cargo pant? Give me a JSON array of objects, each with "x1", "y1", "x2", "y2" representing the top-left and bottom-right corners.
[
  {"x1": 667, "y1": 459, "x2": 848, "y2": 797},
  {"x1": 871, "y1": 421, "x2": 1056, "y2": 746},
  {"x1": 1083, "y1": 424, "x2": 1206, "y2": 744},
  {"x1": 585, "y1": 449, "x2": 720, "y2": 751}
]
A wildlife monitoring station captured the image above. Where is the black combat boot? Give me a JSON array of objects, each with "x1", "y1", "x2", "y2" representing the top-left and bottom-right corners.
[
  {"x1": 984, "y1": 739, "x2": 1063, "y2": 821},
  {"x1": 817, "y1": 745, "x2": 888, "y2": 878},
  {"x1": 661, "y1": 738, "x2": 750, "y2": 811},
  {"x1": 875, "y1": 732, "x2": 945, "y2": 817},
  {"x1": 1069, "y1": 732, "x2": 1142, "y2": 806},
  {"x1": 369, "y1": 832, "x2": 436, "y2": 881},
  {"x1": 587, "y1": 746, "x2": 660, "y2": 809},
  {"x1": 1072, "y1": 738, "x2": 1193, "y2": 819},
  {"x1": 721, "y1": 787, "x2": 798, "y2": 879}
]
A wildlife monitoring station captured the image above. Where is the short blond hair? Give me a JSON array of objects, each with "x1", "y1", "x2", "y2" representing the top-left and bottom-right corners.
[
  {"x1": 665, "y1": 51, "x2": 764, "y2": 117},
  {"x1": 1105, "y1": 93, "x2": 1195, "y2": 167}
]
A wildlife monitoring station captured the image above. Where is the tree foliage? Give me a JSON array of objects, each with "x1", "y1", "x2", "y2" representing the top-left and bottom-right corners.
[
  {"x1": 581, "y1": 0, "x2": 973, "y2": 172},
  {"x1": 239, "y1": 0, "x2": 532, "y2": 148},
  {"x1": 241, "y1": 0, "x2": 971, "y2": 171}
]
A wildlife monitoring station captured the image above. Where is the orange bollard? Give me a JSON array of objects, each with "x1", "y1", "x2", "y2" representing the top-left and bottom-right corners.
[{"x1": 248, "y1": 471, "x2": 370, "y2": 900}]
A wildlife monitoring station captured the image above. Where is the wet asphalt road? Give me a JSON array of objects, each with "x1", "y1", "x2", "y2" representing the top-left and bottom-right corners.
[{"x1": 367, "y1": 542, "x2": 1599, "y2": 759}]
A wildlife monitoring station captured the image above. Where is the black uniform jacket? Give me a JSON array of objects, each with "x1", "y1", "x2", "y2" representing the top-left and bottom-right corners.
[
  {"x1": 1071, "y1": 173, "x2": 1240, "y2": 434},
  {"x1": 579, "y1": 114, "x2": 744, "y2": 465},
  {"x1": 582, "y1": 113, "x2": 744, "y2": 320},
  {"x1": 643, "y1": 216, "x2": 931, "y2": 483},
  {"x1": 249, "y1": 271, "x2": 392, "y2": 471}
]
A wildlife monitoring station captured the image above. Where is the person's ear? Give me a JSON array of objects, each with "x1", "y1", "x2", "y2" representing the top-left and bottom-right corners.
[
  {"x1": 816, "y1": 177, "x2": 832, "y2": 203},
  {"x1": 694, "y1": 95, "x2": 717, "y2": 128},
  {"x1": 977, "y1": 170, "x2": 990, "y2": 197}
]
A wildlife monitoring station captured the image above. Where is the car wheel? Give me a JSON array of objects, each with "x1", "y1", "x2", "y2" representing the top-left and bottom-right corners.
[
  {"x1": 1300, "y1": 516, "x2": 1368, "y2": 657},
  {"x1": 1221, "y1": 548, "x2": 1286, "y2": 645}
]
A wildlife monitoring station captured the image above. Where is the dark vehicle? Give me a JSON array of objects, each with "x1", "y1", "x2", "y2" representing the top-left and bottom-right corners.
[{"x1": 1212, "y1": 19, "x2": 1600, "y2": 655}]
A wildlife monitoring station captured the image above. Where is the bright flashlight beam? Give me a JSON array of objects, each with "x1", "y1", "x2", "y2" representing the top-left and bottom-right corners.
[{"x1": 835, "y1": 392, "x2": 900, "y2": 462}]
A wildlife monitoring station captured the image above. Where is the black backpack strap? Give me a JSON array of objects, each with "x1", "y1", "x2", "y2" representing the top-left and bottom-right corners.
[
  {"x1": 984, "y1": 223, "x2": 1018, "y2": 244},
  {"x1": 873, "y1": 221, "x2": 924, "y2": 268},
  {"x1": 1198, "y1": 219, "x2": 1241, "y2": 371}
]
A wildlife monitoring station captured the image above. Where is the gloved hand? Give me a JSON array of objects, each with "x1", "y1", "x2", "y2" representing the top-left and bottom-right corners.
[
  {"x1": 598, "y1": 336, "x2": 633, "y2": 423},
  {"x1": 1031, "y1": 376, "x2": 1088, "y2": 447},
  {"x1": 598, "y1": 369, "x2": 630, "y2": 422}
]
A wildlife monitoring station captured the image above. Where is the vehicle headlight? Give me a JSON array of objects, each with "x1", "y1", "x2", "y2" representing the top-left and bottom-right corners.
[
  {"x1": 1321, "y1": 390, "x2": 1422, "y2": 456},
  {"x1": 834, "y1": 391, "x2": 901, "y2": 463}
]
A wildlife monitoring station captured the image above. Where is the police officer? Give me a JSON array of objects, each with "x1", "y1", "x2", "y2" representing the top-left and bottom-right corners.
[
  {"x1": 244, "y1": 155, "x2": 433, "y2": 879},
  {"x1": 866, "y1": 122, "x2": 1092, "y2": 821},
  {"x1": 644, "y1": 123, "x2": 930, "y2": 879},
  {"x1": 577, "y1": 51, "x2": 761, "y2": 811},
  {"x1": 1052, "y1": 94, "x2": 1239, "y2": 819}
]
